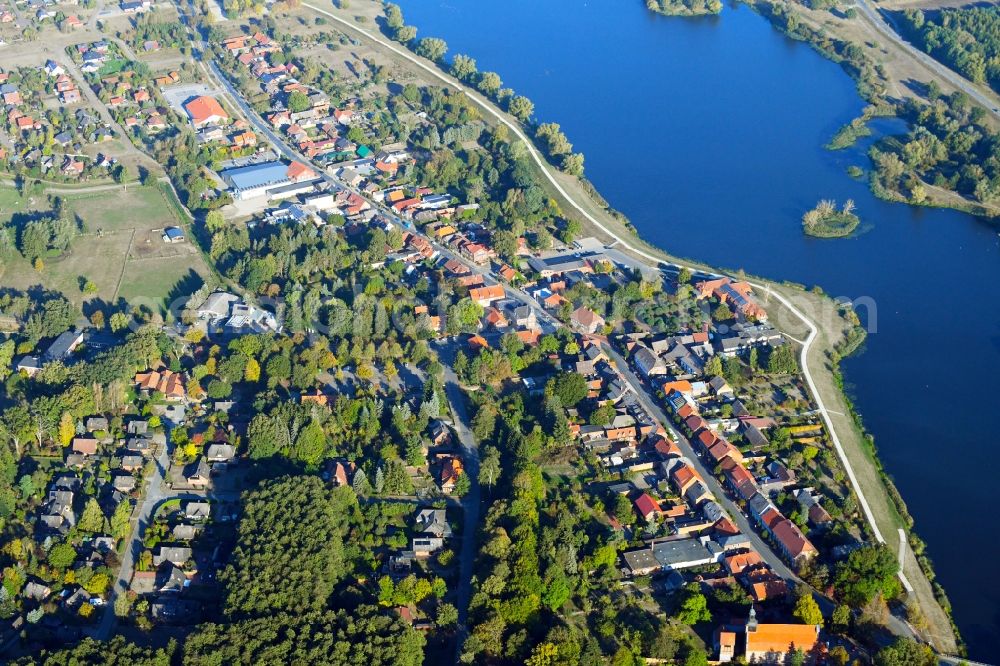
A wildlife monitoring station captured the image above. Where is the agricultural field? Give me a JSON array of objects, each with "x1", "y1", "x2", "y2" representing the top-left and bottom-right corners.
[{"x1": 0, "y1": 182, "x2": 211, "y2": 312}]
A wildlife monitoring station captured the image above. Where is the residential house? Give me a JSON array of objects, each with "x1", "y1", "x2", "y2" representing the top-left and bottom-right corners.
[
  {"x1": 72, "y1": 437, "x2": 98, "y2": 456},
  {"x1": 184, "y1": 501, "x2": 211, "y2": 521},
  {"x1": 184, "y1": 458, "x2": 211, "y2": 488},
  {"x1": 205, "y1": 443, "x2": 235, "y2": 462},
  {"x1": 183, "y1": 95, "x2": 228, "y2": 127},
  {"x1": 633, "y1": 493, "x2": 662, "y2": 522},
  {"x1": 153, "y1": 546, "x2": 192, "y2": 567},
  {"x1": 439, "y1": 456, "x2": 463, "y2": 494},
  {"x1": 571, "y1": 306, "x2": 605, "y2": 334},
  {"x1": 414, "y1": 508, "x2": 452, "y2": 538},
  {"x1": 112, "y1": 474, "x2": 136, "y2": 493}
]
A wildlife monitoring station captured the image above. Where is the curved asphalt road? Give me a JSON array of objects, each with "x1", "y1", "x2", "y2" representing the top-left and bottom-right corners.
[{"x1": 855, "y1": 0, "x2": 1000, "y2": 118}]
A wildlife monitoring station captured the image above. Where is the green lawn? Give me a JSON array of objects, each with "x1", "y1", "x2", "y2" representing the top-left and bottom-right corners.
[{"x1": 0, "y1": 184, "x2": 211, "y2": 311}]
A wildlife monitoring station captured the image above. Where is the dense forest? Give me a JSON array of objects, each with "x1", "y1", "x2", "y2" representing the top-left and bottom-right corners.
[{"x1": 900, "y1": 6, "x2": 1000, "y2": 95}]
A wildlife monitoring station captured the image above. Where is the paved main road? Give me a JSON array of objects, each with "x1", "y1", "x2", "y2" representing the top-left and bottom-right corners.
[
  {"x1": 602, "y1": 345, "x2": 799, "y2": 583},
  {"x1": 436, "y1": 348, "x2": 481, "y2": 663},
  {"x1": 855, "y1": 0, "x2": 1000, "y2": 119},
  {"x1": 95, "y1": 414, "x2": 238, "y2": 640},
  {"x1": 95, "y1": 421, "x2": 173, "y2": 640}
]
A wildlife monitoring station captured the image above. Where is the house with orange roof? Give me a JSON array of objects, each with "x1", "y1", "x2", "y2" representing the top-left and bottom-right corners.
[
  {"x1": 468, "y1": 284, "x2": 505, "y2": 306},
  {"x1": 515, "y1": 330, "x2": 541, "y2": 346},
  {"x1": 695, "y1": 277, "x2": 767, "y2": 321},
  {"x1": 661, "y1": 379, "x2": 693, "y2": 396},
  {"x1": 146, "y1": 113, "x2": 167, "y2": 131},
  {"x1": 301, "y1": 390, "x2": 329, "y2": 406},
  {"x1": 183, "y1": 95, "x2": 228, "y2": 128},
  {"x1": 467, "y1": 335, "x2": 489, "y2": 351},
  {"x1": 714, "y1": 607, "x2": 821, "y2": 663},
  {"x1": 232, "y1": 130, "x2": 256, "y2": 148},
  {"x1": 670, "y1": 462, "x2": 701, "y2": 495},
  {"x1": 652, "y1": 435, "x2": 681, "y2": 459},
  {"x1": 484, "y1": 307, "x2": 508, "y2": 329},
  {"x1": 721, "y1": 458, "x2": 757, "y2": 499},
  {"x1": 72, "y1": 437, "x2": 98, "y2": 456},
  {"x1": 286, "y1": 161, "x2": 316, "y2": 182},
  {"x1": 498, "y1": 264, "x2": 517, "y2": 281},
  {"x1": 439, "y1": 456, "x2": 464, "y2": 494},
  {"x1": 707, "y1": 439, "x2": 743, "y2": 466},
  {"x1": 541, "y1": 292, "x2": 565, "y2": 309},
  {"x1": 723, "y1": 550, "x2": 764, "y2": 576},
  {"x1": 135, "y1": 369, "x2": 186, "y2": 400},
  {"x1": 697, "y1": 428, "x2": 719, "y2": 451}
]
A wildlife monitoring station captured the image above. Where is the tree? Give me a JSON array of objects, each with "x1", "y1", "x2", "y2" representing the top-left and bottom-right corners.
[
  {"x1": 14, "y1": 637, "x2": 173, "y2": 665},
  {"x1": 112, "y1": 164, "x2": 129, "y2": 184},
  {"x1": 183, "y1": 607, "x2": 424, "y2": 666},
  {"x1": 792, "y1": 589, "x2": 824, "y2": 625},
  {"x1": 507, "y1": 95, "x2": 534, "y2": 122},
  {"x1": 525, "y1": 642, "x2": 559, "y2": 666},
  {"x1": 205, "y1": 209, "x2": 226, "y2": 233},
  {"x1": 834, "y1": 543, "x2": 900, "y2": 607},
  {"x1": 560, "y1": 152, "x2": 584, "y2": 176},
  {"x1": 395, "y1": 25, "x2": 417, "y2": 43},
  {"x1": 589, "y1": 404, "x2": 616, "y2": 426},
  {"x1": 352, "y1": 468, "x2": 372, "y2": 496},
  {"x1": 415, "y1": 37, "x2": 447, "y2": 62},
  {"x1": 58, "y1": 412, "x2": 75, "y2": 447},
  {"x1": 436, "y1": 602, "x2": 458, "y2": 626},
  {"x1": 450, "y1": 54, "x2": 477, "y2": 82},
  {"x1": 767, "y1": 343, "x2": 798, "y2": 374},
  {"x1": 206, "y1": 379, "x2": 232, "y2": 399},
  {"x1": 47, "y1": 542, "x2": 76, "y2": 570},
  {"x1": 875, "y1": 637, "x2": 936, "y2": 666},
  {"x1": 0, "y1": 340, "x2": 14, "y2": 381},
  {"x1": 78, "y1": 498, "x2": 105, "y2": 533},
  {"x1": 287, "y1": 90, "x2": 311, "y2": 113},
  {"x1": 546, "y1": 372, "x2": 588, "y2": 407},
  {"x1": 675, "y1": 585, "x2": 711, "y2": 624},
  {"x1": 244, "y1": 357, "x2": 261, "y2": 382},
  {"x1": 536, "y1": 123, "x2": 572, "y2": 157},
  {"x1": 111, "y1": 499, "x2": 132, "y2": 539},
  {"x1": 110, "y1": 312, "x2": 130, "y2": 332},
  {"x1": 84, "y1": 571, "x2": 110, "y2": 595},
  {"x1": 478, "y1": 445, "x2": 501, "y2": 490},
  {"x1": 478, "y1": 71, "x2": 501, "y2": 96},
  {"x1": 612, "y1": 492, "x2": 634, "y2": 523},
  {"x1": 831, "y1": 604, "x2": 851, "y2": 633},
  {"x1": 385, "y1": 2, "x2": 403, "y2": 29},
  {"x1": 220, "y1": 476, "x2": 350, "y2": 617}
]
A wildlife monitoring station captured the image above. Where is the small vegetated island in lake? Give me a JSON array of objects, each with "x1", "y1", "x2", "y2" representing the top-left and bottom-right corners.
[
  {"x1": 646, "y1": 0, "x2": 721, "y2": 17},
  {"x1": 802, "y1": 199, "x2": 860, "y2": 237}
]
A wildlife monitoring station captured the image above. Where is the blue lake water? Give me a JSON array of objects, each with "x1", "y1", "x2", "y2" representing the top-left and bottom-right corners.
[{"x1": 395, "y1": 0, "x2": 1000, "y2": 656}]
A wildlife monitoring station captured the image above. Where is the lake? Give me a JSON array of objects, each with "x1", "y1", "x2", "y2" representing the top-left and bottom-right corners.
[{"x1": 395, "y1": 0, "x2": 1000, "y2": 657}]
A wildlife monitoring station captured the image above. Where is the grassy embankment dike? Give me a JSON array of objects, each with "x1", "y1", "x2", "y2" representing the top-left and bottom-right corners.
[{"x1": 298, "y1": 0, "x2": 959, "y2": 654}]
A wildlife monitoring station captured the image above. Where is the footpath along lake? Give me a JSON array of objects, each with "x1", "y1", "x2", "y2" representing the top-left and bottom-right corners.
[{"x1": 396, "y1": 0, "x2": 1000, "y2": 656}]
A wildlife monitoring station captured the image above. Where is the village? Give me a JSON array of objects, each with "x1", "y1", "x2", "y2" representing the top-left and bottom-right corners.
[{"x1": 0, "y1": 2, "x2": 919, "y2": 663}]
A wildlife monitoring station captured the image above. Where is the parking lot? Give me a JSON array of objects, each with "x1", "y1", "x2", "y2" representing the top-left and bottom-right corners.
[{"x1": 160, "y1": 82, "x2": 221, "y2": 117}]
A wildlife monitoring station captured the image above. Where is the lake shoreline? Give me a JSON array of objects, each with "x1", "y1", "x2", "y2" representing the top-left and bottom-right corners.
[{"x1": 317, "y1": 0, "x2": 963, "y2": 654}]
